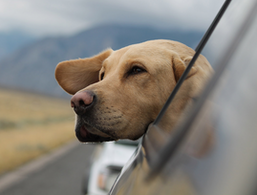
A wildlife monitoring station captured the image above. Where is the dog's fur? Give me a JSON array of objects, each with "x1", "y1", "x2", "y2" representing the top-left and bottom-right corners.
[{"x1": 55, "y1": 40, "x2": 213, "y2": 142}]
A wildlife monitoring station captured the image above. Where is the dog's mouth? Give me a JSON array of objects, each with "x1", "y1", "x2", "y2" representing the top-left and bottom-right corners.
[{"x1": 75, "y1": 122, "x2": 116, "y2": 143}]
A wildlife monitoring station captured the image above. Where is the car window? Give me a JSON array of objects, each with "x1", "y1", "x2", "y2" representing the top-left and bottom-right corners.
[
  {"x1": 115, "y1": 139, "x2": 140, "y2": 146},
  {"x1": 146, "y1": 0, "x2": 257, "y2": 170},
  {"x1": 147, "y1": 1, "x2": 257, "y2": 193},
  {"x1": 110, "y1": 0, "x2": 257, "y2": 194}
]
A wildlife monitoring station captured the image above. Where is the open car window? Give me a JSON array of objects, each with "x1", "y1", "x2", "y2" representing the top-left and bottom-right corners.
[{"x1": 110, "y1": 0, "x2": 257, "y2": 194}]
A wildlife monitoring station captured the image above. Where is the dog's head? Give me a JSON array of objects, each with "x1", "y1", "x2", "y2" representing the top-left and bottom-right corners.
[{"x1": 55, "y1": 40, "x2": 213, "y2": 143}]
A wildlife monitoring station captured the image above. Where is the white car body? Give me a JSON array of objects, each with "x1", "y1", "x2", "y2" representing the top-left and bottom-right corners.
[{"x1": 85, "y1": 140, "x2": 138, "y2": 195}]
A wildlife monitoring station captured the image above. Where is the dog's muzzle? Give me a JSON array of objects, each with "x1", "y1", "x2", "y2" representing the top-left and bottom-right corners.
[{"x1": 71, "y1": 90, "x2": 115, "y2": 142}]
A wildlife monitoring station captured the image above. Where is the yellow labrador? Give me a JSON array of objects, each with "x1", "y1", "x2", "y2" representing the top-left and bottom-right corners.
[{"x1": 55, "y1": 40, "x2": 213, "y2": 142}]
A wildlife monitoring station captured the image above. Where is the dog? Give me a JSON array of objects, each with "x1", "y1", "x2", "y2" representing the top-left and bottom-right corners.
[{"x1": 55, "y1": 40, "x2": 213, "y2": 143}]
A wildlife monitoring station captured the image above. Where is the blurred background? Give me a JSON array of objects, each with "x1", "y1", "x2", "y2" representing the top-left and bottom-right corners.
[{"x1": 0, "y1": 0, "x2": 225, "y2": 194}]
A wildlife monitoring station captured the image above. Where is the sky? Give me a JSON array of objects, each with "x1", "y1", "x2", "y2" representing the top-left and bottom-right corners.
[{"x1": 0, "y1": 0, "x2": 225, "y2": 37}]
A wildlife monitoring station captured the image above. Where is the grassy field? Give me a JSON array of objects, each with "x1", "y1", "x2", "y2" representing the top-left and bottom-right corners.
[{"x1": 0, "y1": 88, "x2": 76, "y2": 175}]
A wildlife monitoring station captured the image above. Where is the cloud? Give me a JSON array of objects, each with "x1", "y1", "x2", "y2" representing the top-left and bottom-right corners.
[{"x1": 0, "y1": 0, "x2": 224, "y2": 37}]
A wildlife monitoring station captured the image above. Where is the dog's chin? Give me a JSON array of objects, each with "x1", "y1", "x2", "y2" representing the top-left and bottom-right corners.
[{"x1": 75, "y1": 125, "x2": 115, "y2": 143}]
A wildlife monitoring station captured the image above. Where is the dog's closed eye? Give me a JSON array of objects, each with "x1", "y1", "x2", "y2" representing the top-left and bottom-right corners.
[{"x1": 100, "y1": 72, "x2": 105, "y2": 80}]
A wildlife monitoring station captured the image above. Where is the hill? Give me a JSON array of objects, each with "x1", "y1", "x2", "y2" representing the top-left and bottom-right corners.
[
  {"x1": 0, "y1": 24, "x2": 204, "y2": 97},
  {"x1": 0, "y1": 31, "x2": 35, "y2": 60}
]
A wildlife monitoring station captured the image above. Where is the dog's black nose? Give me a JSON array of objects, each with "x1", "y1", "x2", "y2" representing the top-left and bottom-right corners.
[{"x1": 71, "y1": 90, "x2": 96, "y2": 115}]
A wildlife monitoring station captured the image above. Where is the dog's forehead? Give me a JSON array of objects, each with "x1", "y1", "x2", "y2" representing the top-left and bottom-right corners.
[
  {"x1": 104, "y1": 41, "x2": 172, "y2": 67},
  {"x1": 102, "y1": 40, "x2": 195, "y2": 74},
  {"x1": 122, "y1": 41, "x2": 170, "y2": 56}
]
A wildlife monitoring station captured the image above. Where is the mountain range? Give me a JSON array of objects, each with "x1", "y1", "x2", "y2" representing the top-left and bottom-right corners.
[
  {"x1": 0, "y1": 31, "x2": 35, "y2": 60},
  {"x1": 0, "y1": 24, "x2": 204, "y2": 97}
]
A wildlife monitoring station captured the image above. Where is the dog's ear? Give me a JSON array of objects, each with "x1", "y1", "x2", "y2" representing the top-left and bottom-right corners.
[
  {"x1": 172, "y1": 55, "x2": 197, "y2": 82},
  {"x1": 55, "y1": 49, "x2": 113, "y2": 95}
]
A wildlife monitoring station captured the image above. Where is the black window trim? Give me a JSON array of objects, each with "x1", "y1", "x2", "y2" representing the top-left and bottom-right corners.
[{"x1": 153, "y1": 0, "x2": 232, "y2": 126}]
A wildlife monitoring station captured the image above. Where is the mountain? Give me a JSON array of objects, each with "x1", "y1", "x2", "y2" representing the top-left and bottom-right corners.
[
  {"x1": 0, "y1": 31, "x2": 35, "y2": 60},
  {"x1": 0, "y1": 24, "x2": 204, "y2": 97}
]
